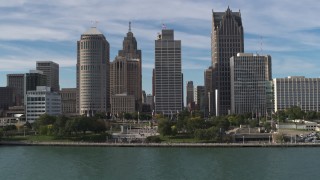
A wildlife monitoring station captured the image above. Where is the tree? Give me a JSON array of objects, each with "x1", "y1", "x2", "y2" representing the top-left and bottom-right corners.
[
  {"x1": 35, "y1": 114, "x2": 57, "y2": 131},
  {"x1": 53, "y1": 115, "x2": 69, "y2": 136},
  {"x1": 158, "y1": 118, "x2": 172, "y2": 136},
  {"x1": 186, "y1": 117, "x2": 205, "y2": 133}
]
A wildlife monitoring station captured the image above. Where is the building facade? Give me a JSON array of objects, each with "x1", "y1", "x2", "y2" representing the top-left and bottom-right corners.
[
  {"x1": 25, "y1": 70, "x2": 47, "y2": 95},
  {"x1": 36, "y1": 61, "x2": 60, "y2": 92},
  {"x1": 154, "y1": 29, "x2": 183, "y2": 115},
  {"x1": 26, "y1": 86, "x2": 61, "y2": 123},
  {"x1": 211, "y1": 7, "x2": 244, "y2": 115},
  {"x1": 77, "y1": 27, "x2": 110, "y2": 116},
  {"x1": 273, "y1": 76, "x2": 320, "y2": 112},
  {"x1": 60, "y1": 88, "x2": 77, "y2": 116},
  {"x1": 204, "y1": 67, "x2": 213, "y2": 116},
  {"x1": 111, "y1": 94, "x2": 135, "y2": 115},
  {"x1": 7, "y1": 74, "x2": 24, "y2": 106},
  {"x1": 230, "y1": 53, "x2": 272, "y2": 115},
  {"x1": 195, "y1": 86, "x2": 205, "y2": 111},
  {"x1": 186, "y1": 81, "x2": 194, "y2": 106},
  {"x1": 0, "y1": 87, "x2": 16, "y2": 112}
]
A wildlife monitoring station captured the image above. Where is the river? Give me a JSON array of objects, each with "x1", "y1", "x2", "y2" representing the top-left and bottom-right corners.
[{"x1": 0, "y1": 146, "x2": 319, "y2": 180}]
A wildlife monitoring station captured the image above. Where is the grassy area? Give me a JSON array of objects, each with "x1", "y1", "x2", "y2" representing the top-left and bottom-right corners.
[
  {"x1": 2, "y1": 133, "x2": 111, "y2": 143},
  {"x1": 160, "y1": 134, "x2": 216, "y2": 143}
]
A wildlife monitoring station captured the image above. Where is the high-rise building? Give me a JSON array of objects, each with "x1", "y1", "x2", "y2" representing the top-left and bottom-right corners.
[
  {"x1": 195, "y1": 86, "x2": 205, "y2": 111},
  {"x1": 26, "y1": 86, "x2": 61, "y2": 122},
  {"x1": 204, "y1": 67, "x2": 213, "y2": 116},
  {"x1": 77, "y1": 27, "x2": 110, "y2": 116},
  {"x1": 25, "y1": 70, "x2": 47, "y2": 95},
  {"x1": 0, "y1": 87, "x2": 16, "y2": 111},
  {"x1": 274, "y1": 76, "x2": 320, "y2": 112},
  {"x1": 118, "y1": 22, "x2": 142, "y2": 110},
  {"x1": 7, "y1": 74, "x2": 24, "y2": 106},
  {"x1": 60, "y1": 88, "x2": 77, "y2": 116},
  {"x1": 36, "y1": 61, "x2": 59, "y2": 92},
  {"x1": 110, "y1": 56, "x2": 138, "y2": 114},
  {"x1": 142, "y1": 90, "x2": 146, "y2": 104},
  {"x1": 211, "y1": 7, "x2": 244, "y2": 115},
  {"x1": 230, "y1": 53, "x2": 272, "y2": 115},
  {"x1": 154, "y1": 29, "x2": 183, "y2": 115},
  {"x1": 186, "y1": 81, "x2": 194, "y2": 106}
]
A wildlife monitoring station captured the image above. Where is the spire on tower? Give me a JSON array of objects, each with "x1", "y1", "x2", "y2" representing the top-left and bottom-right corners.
[{"x1": 129, "y1": 21, "x2": 131, "y2": 32}]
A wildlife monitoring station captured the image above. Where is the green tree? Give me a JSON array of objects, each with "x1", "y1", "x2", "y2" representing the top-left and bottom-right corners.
[
  {"x1": 158, "y1": 118, "x2": 172, "y2": 136},
  {"x1": 285, "y1": 106, "x2": 305, "y2": 120},
  {"x1": 186, "y1": 117, "x2": 205, "y2": 133},
  {"x1": 53, "y1": 115, "x2": 69, "y2": 136}
]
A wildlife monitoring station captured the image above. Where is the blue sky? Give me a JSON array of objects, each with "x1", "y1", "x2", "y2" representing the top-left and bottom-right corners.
[{"x1": 1, "y1": 0, "x2": 320, "y2": 95}]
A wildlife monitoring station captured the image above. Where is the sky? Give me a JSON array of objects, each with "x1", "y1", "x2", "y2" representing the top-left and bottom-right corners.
[{"x1": 1, "y1": 0, "x2": 320, "y2": 95}]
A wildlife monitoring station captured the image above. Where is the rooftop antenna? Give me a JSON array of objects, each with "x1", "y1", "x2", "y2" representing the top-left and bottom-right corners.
[
  {"x1": 260, "y1": 36, "x2": 263, "y2": 55},
  {"x1": 162, "y1": 23, "x2": 167, "y2": 30},
  {"x1": 129, "y1": 21, "x2": 131, "y2": 32},
  {"x1": 91, "y1": 20, "x2": 99, "y2": 28}
]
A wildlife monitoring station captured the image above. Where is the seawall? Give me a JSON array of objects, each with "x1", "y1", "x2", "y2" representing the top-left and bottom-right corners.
[{"x1": 2, "y1": 141, "x2": 320, "y2": 148}]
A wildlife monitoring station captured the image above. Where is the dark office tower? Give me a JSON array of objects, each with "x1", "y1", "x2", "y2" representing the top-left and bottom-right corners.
[
  {"x1": 118, "y1": 22, "x2": 142, "y2": 111},
  {"x1": 0, "y1": 87, "x2": 16, "y2": 111},
  {"x1": 77, "y1": 27, "x2": 110, "y2": 116},
  {"x1": 25, "y1": 70, "x2": 47, "y2": 93},
  {"x1": 154, "y1": 29, "x2": 183, "y2": 115},
  {"x1": 36, "y1": 61, "x2": 59, "y2": 92},
  {"x1": 186, "y1": 81, "x2": 194, "y2": 106},
  {"x1": 211, "y1": 7, "x2": 244, "y2": 115},
  {"x1": 7, "y1": 74, "x2": 24, "y2": 106}
]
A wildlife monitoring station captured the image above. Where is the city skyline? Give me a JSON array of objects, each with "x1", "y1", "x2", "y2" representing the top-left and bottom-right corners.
[{"x1": 1, "y1": 1, "x2": 320, "y2": 94}]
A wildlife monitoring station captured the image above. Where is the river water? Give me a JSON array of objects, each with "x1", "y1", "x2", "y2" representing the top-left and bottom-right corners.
[{"x1": 0, "y1": 146, "x2": 319, "y2": 180}]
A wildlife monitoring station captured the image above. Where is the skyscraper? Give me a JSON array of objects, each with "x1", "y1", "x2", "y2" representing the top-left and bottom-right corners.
[
  {"x1": 186, "y1": 81, "x2": 194, "y2": 106},
  {"x1": 7, "y1": 74, "x2": 24, "y2": 106},
  {"x1": 211, "y1": 7, "x2": 244, "y2": 115},
  {"x1": 154, "y1": 29, "x2": 183, "y2": 115},
  {"x1": 36, "y1": 61, "x2": 59, "y2": 92},
  {"x1": 77, "y1": 27, "x2": 110, "y2": 116},
  {"x1": 118, "y1": 22, "x2": 142, "y2": 111},
  {"x1": 230, "y1": 53, "x2": 272, "y2": 115}
]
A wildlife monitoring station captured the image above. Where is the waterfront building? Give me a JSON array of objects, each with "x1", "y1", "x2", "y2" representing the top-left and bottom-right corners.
[
  {"x1": 154, "y1": 29, "x2": 183, "y2": 115},
  {"x1": 230, "y1": 53, "x2": 272, "y2": 115},
  {"x1": 26, "y1": 86, "x2": 61, "y2": 123},
  {"x1": 76, "y1": 27, "x2": 110, "y2": 116},
  {"x1": 210, "y1": 7, "x2": 244, "y2": 115},
  {"x1": 36, "y1": 61, "x2": 60, "y2": 92},
  {"x1": 7, "y1": 74, "x2": 24, "y2": 106},
  {"x1": 60, "y1": 88, "x2": 77, "y2": 116},
  {"x1": 186, "y1": 81, "x2": 194, "y2": 106},
  {"x1": 273, "y1": 76, "x2": 320, "y2": 112},
  {"x1": 111, "y1": 93, "x2": 135, "y2": 115}
]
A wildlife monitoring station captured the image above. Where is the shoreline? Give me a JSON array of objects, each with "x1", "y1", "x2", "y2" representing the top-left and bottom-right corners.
[{"x1": 2, "y1": 141, "x2": 320, "y2": 148}]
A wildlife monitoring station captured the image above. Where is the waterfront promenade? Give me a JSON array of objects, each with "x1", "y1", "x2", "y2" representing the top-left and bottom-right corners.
[{"x1": 2, "y1": 141, "x2": 320, "y2": 148}]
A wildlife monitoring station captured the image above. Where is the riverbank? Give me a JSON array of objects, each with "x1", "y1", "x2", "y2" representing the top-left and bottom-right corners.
[{"x1": 2, "y1": 141, "x2": 320, "y2": 147}]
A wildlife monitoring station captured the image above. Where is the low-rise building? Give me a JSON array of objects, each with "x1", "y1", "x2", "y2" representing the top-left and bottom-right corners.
[
  {"x1": 26, "y1": 86, "x2": 61, "y2": 123},
  {"x1": 111, "y1": 94, "x2": 135, "y2": 115},
  {"x1": 60, "y1": 88, "x2": 77, "y2": 116}
]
